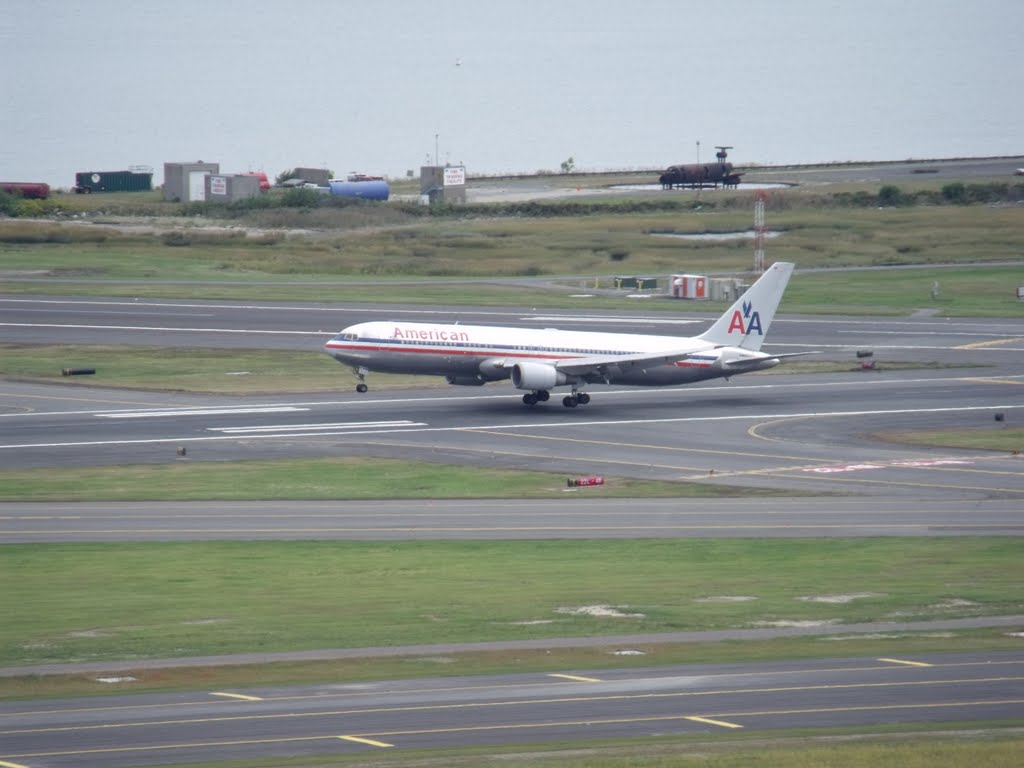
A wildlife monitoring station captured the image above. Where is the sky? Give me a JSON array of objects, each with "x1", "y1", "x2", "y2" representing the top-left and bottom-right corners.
[{"x1": 2, "y1": 0, "x2": 1022, "y2": 188}]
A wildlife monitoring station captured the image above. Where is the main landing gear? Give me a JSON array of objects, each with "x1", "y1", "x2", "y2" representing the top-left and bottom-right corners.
[
  {"x1": 354, "y1": 366, "x2": 369, "y2": 393},
  {"x1": 522, "y1": 390, "x2": 591, "y2": 407},
  {"x1": 521, "y1": 390, "x2": 550, "y2": 406}
]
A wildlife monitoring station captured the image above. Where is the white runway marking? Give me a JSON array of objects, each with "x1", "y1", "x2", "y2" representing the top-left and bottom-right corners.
[
  {"x1": 209, "y1": 421, "x2": 426, "y2": 434},
  {"x1": 98, "y1": 407, "x2": 308, "y2": 419},
  {"x1": 3, "y1": 403, "x2": 1022, "y2": 451}
]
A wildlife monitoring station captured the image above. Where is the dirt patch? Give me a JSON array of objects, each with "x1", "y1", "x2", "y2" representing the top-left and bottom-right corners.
[
  {"x1": 796, "y1": 593, "x2": 881, "y2": 604},
  {"x1": 555, "y1": 605, "x2": 645, "y2": 619},
  {"x1": 695, "y1": 595, "x2": 759, "y2": 603}
]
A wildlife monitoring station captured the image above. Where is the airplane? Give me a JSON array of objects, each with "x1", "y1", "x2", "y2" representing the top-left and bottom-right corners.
[{"x1": 324, "y1": 261, "x2": 804, "y2": 407}]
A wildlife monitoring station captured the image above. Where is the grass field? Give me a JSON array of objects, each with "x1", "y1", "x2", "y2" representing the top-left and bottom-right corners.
[
  {"x1": 2, "y1": 538, "x2": 1021, "y2": 669},
  {"x1": 0, "y1": 456, "x2": 757, "y2": 502},
  {"x1": 2, "y1": 190, "x2": 1024, "y2": 314}
]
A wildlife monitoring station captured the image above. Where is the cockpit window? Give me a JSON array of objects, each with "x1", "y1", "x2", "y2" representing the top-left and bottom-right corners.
[{"x1": 337, "y1": 332, "x2": 359, "y2": 341}]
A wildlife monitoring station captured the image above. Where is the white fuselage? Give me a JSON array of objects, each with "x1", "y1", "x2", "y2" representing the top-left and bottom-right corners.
[{"x1": 324, "y1": 321, "x2": 778, "y2": 387}]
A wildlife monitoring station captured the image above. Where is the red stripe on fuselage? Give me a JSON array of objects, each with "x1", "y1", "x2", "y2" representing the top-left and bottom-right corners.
[
  {"x1": 324, "y1": 342, "x2": 569, "y2": 361},
  {"x1": 324, "y1": 342, "x2": 715, "y2": 369}
]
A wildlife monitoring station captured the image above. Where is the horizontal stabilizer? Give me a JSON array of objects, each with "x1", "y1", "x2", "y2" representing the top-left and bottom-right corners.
[{"x1": 721, "y1": 350, "x2": 819, "y2": 369}]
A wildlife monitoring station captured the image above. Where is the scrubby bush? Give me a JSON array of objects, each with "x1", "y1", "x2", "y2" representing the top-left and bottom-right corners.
[
  {"x1": 280, "y1": 188, "x2": 324, "y2": 208},
  {"x1": 942, "y1": 182, "x2": 967, "y2": 204},
  {"x1": 161, "y1": 231, "x2": 191, "y2": 247},
  {"x1": 878, "y1": 185, "x2": 908, "y2": 206}
]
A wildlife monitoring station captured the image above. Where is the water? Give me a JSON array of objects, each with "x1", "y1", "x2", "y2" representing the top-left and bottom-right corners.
[{"x1": 2, "y1": 0, "x2": 1022, "y2": 188}]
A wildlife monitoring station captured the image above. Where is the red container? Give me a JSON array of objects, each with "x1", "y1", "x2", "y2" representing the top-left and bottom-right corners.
[{"x1": 0, "y1": 182, "x2": 50, "y2": 199}]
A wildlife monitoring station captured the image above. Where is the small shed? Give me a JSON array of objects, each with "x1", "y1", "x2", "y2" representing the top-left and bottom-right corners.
[
  {"x1": 163, "y1": 162, "x2": 220, "y2": 202},
  {"x1": 420, "y1": 165, "x2": 466, "y2": 204},
  {"x1": 670, "y1": 274, "x2": 707, "y2": 299}
]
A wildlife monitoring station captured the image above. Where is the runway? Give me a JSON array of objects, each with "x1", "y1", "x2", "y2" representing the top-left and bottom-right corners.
[
  {"x1": 2, "y1": 368, "x2": 1023, "y2": 499},
  {"x1": 2, "y1": 293, "x2": 1023, "y2": 765},
  {"x1": 3, "y1": 497, "x2": 1023, "y2": 542},
  {"x1": 2, "y1": 652, "x2": 1022, "y2": 767}
]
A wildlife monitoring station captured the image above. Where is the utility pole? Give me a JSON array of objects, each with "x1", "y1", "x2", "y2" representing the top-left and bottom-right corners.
[{"x1": 754, "y1": 190, "x2": 767, "y2": 274}]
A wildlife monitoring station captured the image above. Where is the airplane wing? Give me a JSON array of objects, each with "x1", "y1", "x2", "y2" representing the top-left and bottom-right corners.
[{"x1": 552, "y1": 344, "x2": 714, "y2": 377}]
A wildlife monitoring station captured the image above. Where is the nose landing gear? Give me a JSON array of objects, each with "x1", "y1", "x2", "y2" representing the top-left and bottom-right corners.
[{"x1": 354, "y1": 367, "x2": 369, "y2": 393}]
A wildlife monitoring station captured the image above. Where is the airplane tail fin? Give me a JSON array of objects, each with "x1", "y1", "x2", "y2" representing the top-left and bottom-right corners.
[{"x1": 697, "y1": 262, "x2": 794, "y2": 351}]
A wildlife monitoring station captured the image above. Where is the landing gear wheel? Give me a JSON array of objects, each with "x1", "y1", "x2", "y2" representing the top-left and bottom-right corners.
[
  {"x1": 577, "y1": 392, "x2": 590, "y2": 405},
  {"x1": 537, "y1": 390, "x2": 550, "y2": 402},
  {"x1": 562, "y1": 395, "x2": 578, "y2": 408},
  {"x1": 523, "y1": 393, "x2": 539, "y2": 406},
  {"x1": 354, "y1": 366, "x2": 370, "y2": 393}
]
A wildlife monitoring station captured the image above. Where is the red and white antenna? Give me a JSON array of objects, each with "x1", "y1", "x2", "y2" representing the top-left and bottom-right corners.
[{"x1": 753, "y1": 190, "x2": 767, "y2": 274}]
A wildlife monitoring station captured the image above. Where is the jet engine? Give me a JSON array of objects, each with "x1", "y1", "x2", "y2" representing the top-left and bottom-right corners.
[{"x1": 511, "y1": 362, "x2": 568, "y2": 391}]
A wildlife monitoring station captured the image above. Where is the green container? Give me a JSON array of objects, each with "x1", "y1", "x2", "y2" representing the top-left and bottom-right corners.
[
  {"x1": 614, "y1": 276, "x2": 658, "y2": 290},
  {"x1": 74, "y1": 170, "x2": 152, "y2": 193}
]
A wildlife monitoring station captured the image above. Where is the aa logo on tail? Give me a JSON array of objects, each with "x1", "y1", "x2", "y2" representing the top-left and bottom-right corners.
[{"x1": 727, "y1": 301, "x2": 763, "y2": 336}]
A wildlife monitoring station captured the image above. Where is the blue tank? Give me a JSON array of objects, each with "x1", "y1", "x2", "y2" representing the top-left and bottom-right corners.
[{"x1": 328, "y1": 179, "x2": 389, "y2": 201}]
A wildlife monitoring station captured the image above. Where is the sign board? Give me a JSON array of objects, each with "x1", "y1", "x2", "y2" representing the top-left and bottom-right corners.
[
  {"x1": 443, "y1": 166, "x2": 466, "y2": 186},
  {"x1": 209, "y1": 176, "x2": 227, "y2": 196}
]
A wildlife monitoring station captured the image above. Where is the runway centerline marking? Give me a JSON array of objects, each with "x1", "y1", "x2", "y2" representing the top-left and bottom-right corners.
[
  {"x1": 549, "y1": 674, "x2": 603, "y2": 683},
  {"x1": 338, "y1": 735, "x2": 393, "y2": 747},
  {"x1": 686, "y1": 715, "x2": 743, "y2": 729}
]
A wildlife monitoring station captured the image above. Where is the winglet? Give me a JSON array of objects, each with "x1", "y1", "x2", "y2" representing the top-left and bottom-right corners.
[{"x1": 697, "y1": 262, "x2": 794, "y2": 351}]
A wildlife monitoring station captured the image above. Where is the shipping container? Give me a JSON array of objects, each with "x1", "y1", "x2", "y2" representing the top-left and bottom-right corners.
[
  {"x1": 73, "y1": 168, "x2": 153, "y2": 193},
  {"x1": 0, "y1": 182, "x2": 50, "y2": 199}
]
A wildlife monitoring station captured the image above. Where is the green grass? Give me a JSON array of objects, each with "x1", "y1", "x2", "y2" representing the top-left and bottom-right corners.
[
  {"x1": 0, "y1": 343, "x2": 355, "y2": 394},
  {"x1": 0, "y1": 457, "x2": 744, "y2": 501},
  {"x1": 2, "y1": 538, "x2": 1021, "y2": 670},
  {"x1": 3, "y1": 195, "x2": 1024, "y2": 314},
  {"x1": 875, "y1": 427, "x2": 1024, "y2": 453}
]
